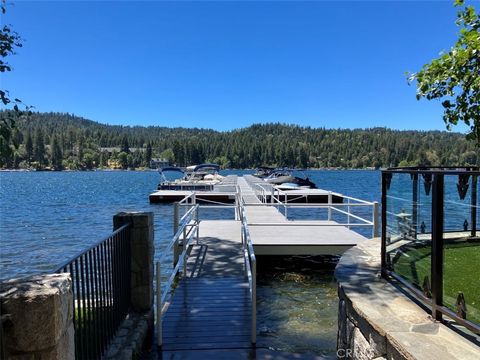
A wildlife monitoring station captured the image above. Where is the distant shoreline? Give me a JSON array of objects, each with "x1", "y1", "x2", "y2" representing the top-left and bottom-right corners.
[{"x1": 0, "y1": 167, "x2": 379, "y2": 172}]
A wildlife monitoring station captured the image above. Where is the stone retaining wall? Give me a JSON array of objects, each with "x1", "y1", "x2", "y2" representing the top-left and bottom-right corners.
[
  {"x1": 105, "y1": 310, "x2": 153, "y2": 360},
  {"x1": 335, "y1": 239, "x2": 480, "y2": 360}
]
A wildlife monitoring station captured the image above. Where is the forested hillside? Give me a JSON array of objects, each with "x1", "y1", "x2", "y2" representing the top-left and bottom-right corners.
[{"x1": 0, "y1": 111, "x2": 478, "y2": 170}]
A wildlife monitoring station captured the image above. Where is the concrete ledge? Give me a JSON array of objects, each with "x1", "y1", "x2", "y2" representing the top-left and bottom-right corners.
[{"x1": 335, "y1": 239, "x2": 480, "y2": 360}]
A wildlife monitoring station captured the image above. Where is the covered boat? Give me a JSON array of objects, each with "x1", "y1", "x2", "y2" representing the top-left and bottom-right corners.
[{"x1": 157, "y1": 164, "x2": 225, "y2": 190}]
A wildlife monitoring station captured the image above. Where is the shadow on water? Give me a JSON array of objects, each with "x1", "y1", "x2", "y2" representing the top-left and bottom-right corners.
[{"x1": 256, "y1": 256, "x2": 339, "y2": 359}]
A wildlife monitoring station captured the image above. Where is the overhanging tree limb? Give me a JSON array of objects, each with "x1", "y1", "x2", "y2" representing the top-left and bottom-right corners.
[{"x1": 408, "y1": 0, "x2": 480, "y2": 146}]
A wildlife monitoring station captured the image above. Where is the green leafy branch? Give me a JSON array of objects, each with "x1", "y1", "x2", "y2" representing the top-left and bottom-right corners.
[{"x1": 408, "y1": 0, "x2": 480, "y2": 145}]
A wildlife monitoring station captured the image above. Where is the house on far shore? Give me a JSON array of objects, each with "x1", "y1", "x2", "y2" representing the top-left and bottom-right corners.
[
  {"x1": 100, "y1": 147, "x2": 146, "y2": 155},
  {"x1": 150, "y1": 158, "x2": 169, "y2": 169}
]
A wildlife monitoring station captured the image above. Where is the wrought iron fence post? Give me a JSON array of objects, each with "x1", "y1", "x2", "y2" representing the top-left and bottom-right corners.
[
  {"x1": 472, "y1": 174, "x2": 477, "y2": 237},
  {"x1": 431, "y1": 173, "x2": 444, "y2": 322},
  {"x1": 412, "y1": 173, "x2": 418, "y2": 238}
]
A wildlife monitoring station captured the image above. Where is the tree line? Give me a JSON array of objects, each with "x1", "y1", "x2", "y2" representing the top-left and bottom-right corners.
[{"x1": 0, "y1": 111, "x2": 478, "y2": 170}]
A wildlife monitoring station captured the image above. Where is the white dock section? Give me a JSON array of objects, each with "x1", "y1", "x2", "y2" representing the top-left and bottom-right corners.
[
  {"x1": 157, "y1": 176, "x2": 377, "y2": 353},
  {"x1": 149, "y1": 175, "x2": 238, "y2": 203},
  {"x1": 237, "y1": 176, "x2": 369, "y2": 255}
]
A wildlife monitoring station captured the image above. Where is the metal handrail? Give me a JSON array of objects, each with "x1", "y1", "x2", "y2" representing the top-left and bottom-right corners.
[
  {"x1": 156, "y1": 204, "x2": 200, "y2": 347},
  {"x1": 239, "y1": 201, "x2": 257, "y2": 344},
  {"x1": 252, "y1": 181, "x2": 377, "y2": 227},
  {"x1": 240, "y1": 194, "x2": 379, "y2": 237},
  {"x1": 247, "y1": 222, "x2": 373, "y2": 227}
]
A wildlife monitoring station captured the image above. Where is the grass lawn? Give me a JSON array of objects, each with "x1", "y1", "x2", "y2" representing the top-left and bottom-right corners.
[{"x1": 392, "y1": 242, "x2": 480, "y2": 325}]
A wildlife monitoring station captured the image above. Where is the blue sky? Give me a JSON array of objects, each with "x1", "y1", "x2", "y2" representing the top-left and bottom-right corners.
[{"x1": 2, "y1": 0, "x2": 475, "y2": 131}]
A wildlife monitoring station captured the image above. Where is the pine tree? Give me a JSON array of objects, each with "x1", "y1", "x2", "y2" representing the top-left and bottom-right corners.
[
  {"x1": 25, "y1": 131, "x2": 33, "y2": 163},
  {"x1": 121, "y1": 135, "x2": 130, "y2": 154},
  {"x1": 145, "y1": 142, "x2": 152, "y2": 166},
  {"x1": 33, "y1": 127, "x2": 45, "y2": 167},
  {"x1": 50, "y1": 135, "x2": 63, "y2": 170}
]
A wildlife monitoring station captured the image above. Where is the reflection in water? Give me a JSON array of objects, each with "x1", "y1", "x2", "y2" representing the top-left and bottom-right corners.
[{"x1": 257, "y1": 256, "x2": 339, "y2": 358}]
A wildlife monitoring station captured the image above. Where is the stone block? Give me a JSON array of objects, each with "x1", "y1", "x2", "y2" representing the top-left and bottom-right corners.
[
  {"x1": 119, "y1": 347, "x2": 133, "y2": 360},
  {"x1": 0, "y1": 274, "x2": 72, "y2": 353},
  {"x1": 38, "y1": 323, "x2": 75, "y2": 360},
  {"x1": 352, "y1": 327, "x2": 372, "y2": 360},
  {"x1": 6, "y1": 354, "x2": 35, "y2": 360},
  {"x1": 346, "y1": 318, "x2": 356, "y2": 348},
  {"x1": 131, "y1": 286, "x2": 152, "y2": 312},
  {"x1": 114, "y1": 212, "x2": 153, "y2": 229},
  {"x1": 337, "y1": 299, "x2": 347, "y2": 350}
]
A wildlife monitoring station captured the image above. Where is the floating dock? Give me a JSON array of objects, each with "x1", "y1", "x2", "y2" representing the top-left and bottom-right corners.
[
  {"x1": 237, "y1": 177, "x2": 368, "y2": 255},
  {"x1": 155, "y1": 175, "x2": 379, "y2": 355},
  {"x1": 149, "y1": 174, "x2": 344, "y2": 204},
  {"x1": 149, "y1": 175, "x2": 238, "y2": 204}
]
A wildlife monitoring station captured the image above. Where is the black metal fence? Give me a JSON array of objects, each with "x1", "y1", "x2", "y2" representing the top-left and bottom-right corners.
[
  {"x1": 381, "y1": 166, "x2": 479, "y2": 335},
  {"x1": 55, "y1": 223, "x2": 132, "y2": 359}
]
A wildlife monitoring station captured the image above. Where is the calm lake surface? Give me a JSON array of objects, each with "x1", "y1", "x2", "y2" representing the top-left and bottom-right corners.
[{"x1": 0, "y1": 169, "x2": 380, "y2": 357}]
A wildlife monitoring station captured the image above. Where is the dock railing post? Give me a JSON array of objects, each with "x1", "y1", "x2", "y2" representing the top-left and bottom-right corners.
[
  {"x1": 347, "y1": 198, "x2": 351, "y2": 229},
  {"x1": 156, "y1": 261, "x2": 162, "y2": 348},
  {"x1": 173, "y1": 202, "x2": 180, "y2": 267},
  {"x1": 328, "y1": 192, "x2": 332, "y2": 221},
  {"x1": 195, "y1": 205, "x2": 200, "y2": 243},
  {"x1": 372, "y1": 201, "x2": 380, "y2": 238},
  {"x1": 252, "y1": 258, "x2": 257, "y2": 345}
]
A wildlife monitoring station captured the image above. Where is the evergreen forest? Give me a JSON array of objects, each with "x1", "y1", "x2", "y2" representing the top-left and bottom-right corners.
[{"x1": 0, "y1": 111, "x2": 478, "y2": 170}]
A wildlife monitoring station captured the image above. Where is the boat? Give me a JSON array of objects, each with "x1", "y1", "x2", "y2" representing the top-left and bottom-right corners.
[
  {"x1": 157, "y1": 164, "x2": 225, "y2": 191},
  {"x1": 253, "y1": 166, "x2": 276, "y2": 178},
  {"x1": 264, "y1": 169, "x2": 317, "y2": 189}
]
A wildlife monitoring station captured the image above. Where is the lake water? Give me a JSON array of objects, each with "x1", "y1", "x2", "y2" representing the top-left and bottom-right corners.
[{"x1": 0, "y1": 169, "x2": 380, "y2": 357}]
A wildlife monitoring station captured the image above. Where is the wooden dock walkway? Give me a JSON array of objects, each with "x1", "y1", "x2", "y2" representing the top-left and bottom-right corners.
[{"x1": 161, "y1": 220, "x2": 253, "y2": 351}]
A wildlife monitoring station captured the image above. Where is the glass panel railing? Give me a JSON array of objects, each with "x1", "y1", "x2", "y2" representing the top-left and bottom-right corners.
[
  {"x1": 443, "y1": 175, "x2": 479, "y2": 325},
  {"x1": 386, "y1": 172, "x2": 432, "y2": 294},
  {"x1": 382, "y1": 168, "x2": 479, "y2": 335}
]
